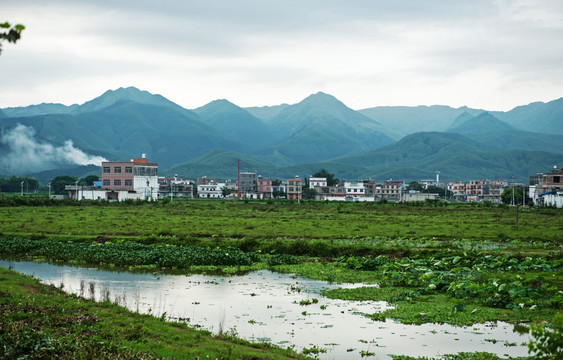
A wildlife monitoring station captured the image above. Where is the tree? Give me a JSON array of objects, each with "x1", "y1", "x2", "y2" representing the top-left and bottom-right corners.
[
  {"x1": 0, "y1": 176, "x2": 39, "y2": 193},
  {"x1": 0, "y1": 22, "x2": 25, "y2": 55},
  {"x1": 81, "y1": 175, "x2": 100, "y2": 186},
  {"x1": 302, "y1": 187, "x2": 317, "y2": 200},
  {"x1": 313, "y1": 169, "x2": 339, "y2": 186},
  {"x1": 221, "y1": 186, "x2": 232, "y2": 198},
  {"x1": 406, "y1": 181, "x2": 423, "y2": 191},
  {"x1": 50, "y1": 176, "x2": 77, "y2": 195},
  {"x1": 425, "y1": 185, "x2": 452, "y2": 198},
  {"x1": 501, "y1": 186, "x2": 523, "y2": 205}
]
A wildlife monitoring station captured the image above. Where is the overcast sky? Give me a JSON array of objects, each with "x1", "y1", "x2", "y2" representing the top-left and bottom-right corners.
[{"x1": 1, "y1": 0, "x2": 562, "y2": 111}]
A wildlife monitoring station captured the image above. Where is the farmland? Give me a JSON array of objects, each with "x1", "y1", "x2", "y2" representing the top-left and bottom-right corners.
[{"x1": 0, "y1": 199, "x2": 562, "y2": 359}]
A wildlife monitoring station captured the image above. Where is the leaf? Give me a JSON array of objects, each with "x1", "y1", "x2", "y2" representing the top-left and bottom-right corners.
[
  {"x1": 498, "y1": 283, "x2": 507, "y2": 292},
  {"x1": 452, "y1": 256, "x2": 461, "y2": 264}
]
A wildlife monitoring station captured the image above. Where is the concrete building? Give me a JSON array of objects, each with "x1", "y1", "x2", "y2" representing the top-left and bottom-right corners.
[
  {"x1": 529, "y1": 166, "x2": 563, "y2": 207},
  {"x1": 309, "y1": 177, "x2": 327, "y2": 188},
  {"x1": 466, "y1": 180, "x2": 489, "y2": 198},
  {"x1": 451, "y1": 180, "x2": 497, "y2": 201},
  {"x1": 100, "y1": 155, "x2": 159, "y2": 201},
  {"x1": 197, "y1": 176, "x2": 217, "y2": 186},
  {"x1": 257, "y1": 176, "x2": 273, "y2": 198},
  {"x1": 344, "y1": 181, "x2": 366, "y2": 198},
  {"x1": 287, "y1": 177, "x2": 303, "y2": 200},
  {"x1": 374, "y1": 179, "x2": 404, "y2": 199},
  {"x1": 158, "y1": 176, "x2": 194, "y2": 199},
  {"x1": 239, "y1": 171, "x2": 257, "y2": 193},
  {"x1": 404, "y1": 191, "x2": 440, "y2": 202},
  {"x1": 198, "y1": 182, "x2": 225, "y2": 198},
  {"x1": 361, "y1": 179, "x2": 376, "y2": 197}
]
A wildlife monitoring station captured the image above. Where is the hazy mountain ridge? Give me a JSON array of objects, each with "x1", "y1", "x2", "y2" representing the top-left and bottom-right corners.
[
  {"x1": 194, "y1": 99, "x2": 278, "y2": 151},
  {"x1": 359, "y1": 105, "x2": 485, "y2": 139},
  {"x1": 447, "y1": 112, "x2": 563, "y2": 154},
  {"x1": 494, "y1": 97, "x2": 563, "y2": 134},
  {"x1": 244, "y1": 104, "x2": 290, "y2": 121},
  {"x1": 2, "y1": 87, "x2": 562, "y2": 183}
]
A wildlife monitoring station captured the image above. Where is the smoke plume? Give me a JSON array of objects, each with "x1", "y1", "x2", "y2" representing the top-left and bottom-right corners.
[{"x1": 0, "y1": 124, "x2": 108, "y2": 175}]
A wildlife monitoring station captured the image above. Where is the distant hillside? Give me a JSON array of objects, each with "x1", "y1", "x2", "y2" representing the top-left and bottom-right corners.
[
  {"x1": 2, "y1": 103, "x2": 78, "y2": 118},
  {"x1": 333, "y1": 132, "x2": 561, "y2": 182},
  {"x1": 72, "y1": 87, "x2": 198, "y2": 117},
  {"x1": 29, "y1": 165, "x2": 101, "y2": 185},
  {"x1": 448, "y1": 112, "x2": 563, "y2": 154},
  {"x1": 1, "y1": 100, "x2": 246, "y2": 169},
  {"x1": 335, "y1": 132, "x2": 495, "y2": 168},
  {"x1": 359, "y1": 105, "x2": 483, "y2": 138},
  {"x1": 260, "y1": 92, "x2": 394, "y2": 163},
  {"x1": 165, "y1": 149, "x2": 368, "y2": 181},
  {"x1": 448, "y1": 112, "x2": 514, "y2": 133},
  {"x1": 1, "y1": 87, "x2": 196, "y2": 119},
  {"x1": 244, "y1": 104, "x2": 290, "y2": 121},
  {"x1": 2, "y1": 87, "x2": 562, "y2": 183},
  {"x1": 193, "y1": 99, "x2": 278, "y2": 151},
  {"x1": 494, "y1": 97, "x2": 563, "y2": 134},
  {"x1": 165, "y1": 150, "x2": 276, "y2": 179}
]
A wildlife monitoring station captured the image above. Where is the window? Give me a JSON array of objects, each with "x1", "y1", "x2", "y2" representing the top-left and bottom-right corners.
[
  {"x1": 103, "y1": 167, "x2": 110, "y2": 173},
  {"x1": 114, "y1": 167, "x2": 121, "y2": 173},
  {"x1": 103, "y1": 179, "x2": 110, "y2": 186},
  {"x1": 134, "y1": 166, "x2": 158, "y2": 176},
  {"x1": 114, "y1": 179, "x2": 121, "y2": 186},
  {"x1": 554, "y1": 176, "x2": 561, "y2": 183},
  {"x1": 125, "y1": 167, "x2": 132, "y2": 173},
  {"x1": 125, "y1": 180, "x2": 132, "y2": 186}
]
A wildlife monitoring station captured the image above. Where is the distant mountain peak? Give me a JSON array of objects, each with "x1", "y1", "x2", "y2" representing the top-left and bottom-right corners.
[
  {"x1": 71, "y1": 86, "x2": 190, "y2": 116},
  {"x1": 302, "y1": 91, "x2": 342, "y2": 105},
  {"x1": 448, "y1": 111, "x2": 513, "y2": 133}
]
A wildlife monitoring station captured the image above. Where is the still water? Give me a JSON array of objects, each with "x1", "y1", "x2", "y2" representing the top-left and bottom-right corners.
[{"x1": 0, "y1": 260, "x2": 530, "y2": 359}]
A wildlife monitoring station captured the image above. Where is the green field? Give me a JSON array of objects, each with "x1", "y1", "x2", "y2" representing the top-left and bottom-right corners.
[
  {"x1": 0, "y1": 199, "x2": 561, "y2": 359},
  {"x1": 1, "y1": 199, "x2": 561, "y2": 243}
]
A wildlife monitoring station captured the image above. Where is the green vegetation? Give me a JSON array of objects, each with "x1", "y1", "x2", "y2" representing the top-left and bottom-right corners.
[
  {"x1": 0, "y1": 176, "x2": 39, "y2": 193},
  {"x1": 0, "y1": 199, "x2": 561, "y2": 359},
  {"x1": 0, "y1": 199, "x2": 561, "y2": 243},
  {"x1": 0, "y1": 267, "x2": 305, "y2": 359},
  {"x1": 0, "y1": 22, "x2": 25, "y2": 55}
]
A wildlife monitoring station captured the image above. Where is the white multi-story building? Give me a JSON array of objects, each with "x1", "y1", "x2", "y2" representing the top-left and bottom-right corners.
[
  {"x1": 198, "y1": 182, "x2": 225, "y2": 198},
  {"x1": 309, "y1": 177, "x2": 327, "y2": 188},
  {"x1": 344, "y1": 181, "x2": 366, "y2": 198}
]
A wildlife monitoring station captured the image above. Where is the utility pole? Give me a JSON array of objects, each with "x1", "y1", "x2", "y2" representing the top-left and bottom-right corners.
[
  {"x1": 511, "y1": 175, "x2": 515, "y2": 206},
  {"x1": 516, "y1": 186, "x2": 519, "y2": 230}
]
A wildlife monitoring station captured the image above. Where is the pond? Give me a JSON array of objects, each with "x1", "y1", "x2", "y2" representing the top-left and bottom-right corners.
[{"x1": 0, "y1": 260, "x2": 530, "y2": 359}]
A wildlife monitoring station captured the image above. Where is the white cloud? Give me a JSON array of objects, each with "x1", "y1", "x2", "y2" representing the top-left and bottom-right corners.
[{"x1": 0, "y1": 124, "x2": 107, "y2": 175}]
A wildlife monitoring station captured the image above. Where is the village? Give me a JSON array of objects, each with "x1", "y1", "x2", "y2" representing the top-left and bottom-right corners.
[{"x1": 61, "y1": 155, "x2": 563, "y2": 208}]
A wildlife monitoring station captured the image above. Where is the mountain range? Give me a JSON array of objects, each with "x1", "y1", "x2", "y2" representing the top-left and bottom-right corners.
[{"x1": 1, "y1": 86, "x2": 562, "y2": 184}]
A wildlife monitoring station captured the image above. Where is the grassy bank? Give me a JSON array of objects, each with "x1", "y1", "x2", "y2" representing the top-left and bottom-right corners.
[{"x1": 0, "y1": 266, "x2": 306, "y2": 359}]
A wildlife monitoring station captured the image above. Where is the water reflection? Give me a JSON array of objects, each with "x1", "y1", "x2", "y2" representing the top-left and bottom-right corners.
[{"x1": 0, "y1": 260, "x2": 529, "y2": 359}]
